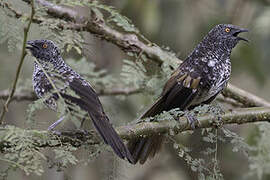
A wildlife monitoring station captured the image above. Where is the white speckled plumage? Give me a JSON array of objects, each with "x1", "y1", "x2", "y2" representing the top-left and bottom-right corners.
[
  {"x1": 32, "y1": 57, "x2": 91, "y2": 110},
  {"x1": 27, "y1": 39, "x2": 135, "y2": 164},
  {"x1": 127, "y1": 24, "x2": 248, "y2": 164}
]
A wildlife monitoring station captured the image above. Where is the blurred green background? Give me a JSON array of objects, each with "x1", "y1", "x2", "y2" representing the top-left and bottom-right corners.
[{"x1": 1, "y1": 0, "x2": 270, "y2": 179}]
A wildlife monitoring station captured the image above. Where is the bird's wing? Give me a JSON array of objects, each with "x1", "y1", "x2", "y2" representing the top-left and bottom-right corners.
[
  {"x1": 139, "y1": 62, "x2": 202, "y2": 119},
  {"x1": 41, "y1": 70, "x2": 135, "y2": 163},
  {"x1": 162, "y1": 68, "x2": 202, "y2": 111}
]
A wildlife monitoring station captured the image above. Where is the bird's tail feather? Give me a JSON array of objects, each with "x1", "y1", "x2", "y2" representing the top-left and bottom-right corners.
[
  {"x1": 67, "y1": 79, "x2": 135, "y2": 164},
  {"x1": 89, "y1": 111, "x2": 135, "y2": 164},
  {"x1": 128, "y1": 97, "x2": 166, "y2": 164}
]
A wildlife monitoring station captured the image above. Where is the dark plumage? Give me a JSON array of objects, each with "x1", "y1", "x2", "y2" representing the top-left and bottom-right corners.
[
  {"x1": 26, "y1": 39, "x2": 135, "y2": 164},
  {"x1": 128, "y1": 24, "x2": 248, "y2": 164}
]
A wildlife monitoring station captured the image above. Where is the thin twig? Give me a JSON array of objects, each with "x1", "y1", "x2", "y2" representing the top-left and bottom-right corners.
[
  {"x1": 33, "y1": 59, "x2": 72, "y2": 115},
  {"x1": 0, "y1": 0, "x2": 35, "y2": 124},
  {"x1": 222, "y1": 84, "x2": 270, "y2": 107}
]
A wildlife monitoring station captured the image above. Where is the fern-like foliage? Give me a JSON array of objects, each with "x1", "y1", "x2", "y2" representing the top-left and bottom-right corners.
[{"x1": 0, "y1": 126, "x2": 46, "y2": 176}]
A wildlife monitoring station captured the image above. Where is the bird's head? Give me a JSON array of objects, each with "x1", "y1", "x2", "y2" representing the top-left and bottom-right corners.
[
  {"x1": 26, "y1": 39, "x2": 61, "y2": 64},
  {"x1": 207, "y1": 24, "x2": 248, "y2": 50}
]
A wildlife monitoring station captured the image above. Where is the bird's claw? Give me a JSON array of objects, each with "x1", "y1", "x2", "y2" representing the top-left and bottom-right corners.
[
  {"x1": 185, "y1": 111, "x2": 199, "y2": 129},
  {"x1": 47, "y1": 116, "x2": 65, "y2": 131},
  {"x1": 79, "y1": 115, "x2": 88, "y2": 129},
  {"x1": 49, "y1": 130, "x2": 61, "y2": 135}
]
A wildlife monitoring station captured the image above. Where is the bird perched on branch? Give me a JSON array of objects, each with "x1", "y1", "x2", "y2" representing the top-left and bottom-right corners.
[
  {"x1": 26, "y1": 39, "x2": 135, "y2": 164},
  {"x1": 128, "y1": 24, "x2": 248, "y2": 164}
]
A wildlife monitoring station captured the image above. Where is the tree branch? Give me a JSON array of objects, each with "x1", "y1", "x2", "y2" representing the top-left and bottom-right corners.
[
  {"x1": 20, "y1": 0, "x2": 179, "y2": 65},
  {"x1": 0, "y1": 107, "x2": 269, "y2": 151},
  {"x1": 222, "y1": 84, "x2": 270, "y2": 107},
  {"x1": 119, "y1": 106, "x2": 270, "y2": 140},
  {"x1": 0, "y1": 87, "x2": 141, "y2": 102}
]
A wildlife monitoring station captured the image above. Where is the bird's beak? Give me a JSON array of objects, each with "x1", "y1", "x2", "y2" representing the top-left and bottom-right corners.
[
  {"x1": 26, "y1": 40, "x2": 39, "y2": 50},
  {"x1": 233, "y1": 28, "x2": 249, "y2": 42}
]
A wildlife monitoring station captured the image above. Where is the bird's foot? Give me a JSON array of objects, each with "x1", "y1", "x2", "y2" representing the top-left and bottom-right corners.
[
  {"x1": 184, "y1": 111, "x2": 199, "y2": 129},
  {"x1": 75, "y1": 129, "x2": 89, "y2": 135},
  {"x1": 47, "y1": 116, "x2": 65, "y2": 131},
  {"x1": 79, "y1": 115, "x2": 88, "y2": 129}
]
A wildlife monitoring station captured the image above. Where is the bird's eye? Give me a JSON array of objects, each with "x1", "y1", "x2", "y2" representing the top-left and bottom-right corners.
[
  {"x1": 42, "y1": 43, "x2": 48, "y2": 49},
  {"x1": 225, "y1": 28, "x2": 230, "y2": 33}
]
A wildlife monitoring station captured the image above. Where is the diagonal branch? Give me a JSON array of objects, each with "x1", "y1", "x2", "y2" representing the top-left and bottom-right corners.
[
  {"x1": 0, "y1": 107, "x2": 270, "y2": 151},
  {"x1": 222, "y1": 84, "x2": 270, "y2": 107},
  {"x1": 20, "y1": 0, "x2": 178, "y2": 65},
  {"x1": 0, "y1": 0, "x2": 35, "y2": 124}
]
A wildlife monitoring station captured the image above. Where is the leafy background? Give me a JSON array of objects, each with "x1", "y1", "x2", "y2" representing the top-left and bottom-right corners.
[{"x1": 1, "y1": 0, "x2": 270, "y2": 180}]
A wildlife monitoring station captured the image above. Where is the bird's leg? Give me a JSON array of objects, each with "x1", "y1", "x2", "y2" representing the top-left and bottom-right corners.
[
  {"x1": 184, "y1": 111, "x2": 199, "y2": 129},
  {"x1": 48, "y1": 116, "x2": 65, "y2": 131},
  {"x1": 79, "y1": 114, "x2": 88, "y2": 129}
]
